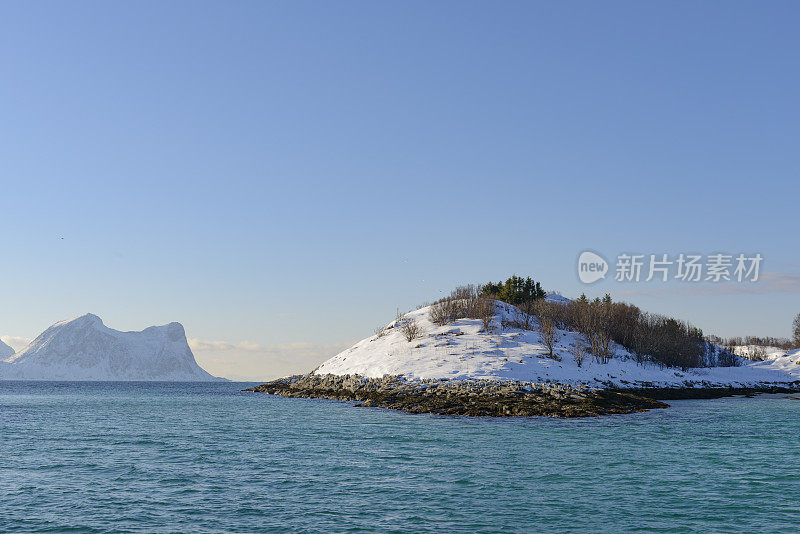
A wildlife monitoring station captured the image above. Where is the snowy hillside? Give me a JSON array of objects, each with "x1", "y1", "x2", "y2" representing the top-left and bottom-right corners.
[
  {"x1": 732, "y1": 345, "x2": 788, "y2": 361},
  {"x1": 0, "y1": 338, "x2": 13, "y2": 359},
  {"x1": 0, "y1": 314, "x2": 220, "y2": 381},
  {"x1": 315, "y1": 302, "x2": 800, "y2": 388}
]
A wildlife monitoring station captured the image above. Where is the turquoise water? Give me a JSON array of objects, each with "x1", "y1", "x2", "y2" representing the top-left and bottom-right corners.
[{"x1": 1, "y1": 382, "x2": 798, "y2": 533}]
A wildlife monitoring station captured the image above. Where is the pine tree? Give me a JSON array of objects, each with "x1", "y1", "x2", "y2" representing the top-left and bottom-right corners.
[
  {"x1": 535, "y1": 282, "x2": 545, "y2": 299},
  {"x1": 481, "y1": 275, "x2": 547, "y2": 305},
  {"x1": 523, "y1": 277, "x2": 534, "y2": 302}
]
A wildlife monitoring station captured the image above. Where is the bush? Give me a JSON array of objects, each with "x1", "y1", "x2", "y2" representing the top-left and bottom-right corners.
[
  {"x1": 750, "y1": 346, "x2": 767, "y2": 361},
  {"x1": 428, "y1": 286, "x2": 495, "y2": 327},
  {"x1": 533, "y1": 300, "x2": 558, "y2": 358},
  {"x1": 590, "y1": 330, "x2": 614, "y2": 365},
  {"x1": 397, "y1": 314, "x2": 420, "y2": 342},
  {"x1": 502, "y1": 303, "x2": 534, "y2": 331},
  {"x1": 710, "y1": 334, "x2": 794, "y2": 352},
  {"x1": 569, "y1": 340, "x2": 588, "y2": 367},
  {"x1": 428, "y1": 283, "x2": 730, "y2": 370},
  {"x1": 429, "y1": 301, "x2": 450, "y2": 326},
  {"x1": 537, "y1": 294, "x2": 712, "y2": 369},
  {"x1": 478, "y1": 298, "x2": 495, "y2": 332}
]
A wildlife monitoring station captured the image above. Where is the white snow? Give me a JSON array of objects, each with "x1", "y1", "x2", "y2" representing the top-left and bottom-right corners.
[
  {"x1": 315, "y1": 302, "x2": 800, "y2": 388},
  {"x1": 0, "y1": 313, "x2": 221, "y2": 381},
  {"x1": 544, "y1": 293, "x2": 571, "y2": 304},
  {"x1": 732, "y1": 345, "x2": 788, "y2": 360}
]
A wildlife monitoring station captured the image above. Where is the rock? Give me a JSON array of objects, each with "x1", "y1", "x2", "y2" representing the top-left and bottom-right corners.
[{"x1": 244, "y1": 373, "x2": 669, "y2": 418}]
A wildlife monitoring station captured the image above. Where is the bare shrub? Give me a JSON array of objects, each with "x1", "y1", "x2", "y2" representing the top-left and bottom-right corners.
[
  {"x1": 707, "y1": 333, "x2": 790, "y2": 364},
  {"x1": 451, "y1": 284, "x2": 478, "y2": 300},
  {"x1": 533, "y1": 301, "x2": 559, "y2": 359},
  {"x1": 590, "y1": 330, "x2": 614, "y2": 364},
  {"x1": 750, "y1": 346, "x2": 767, "y2": 361},
  {"x1": 569, "y1": 340, "x2": 588, "y2": 367},
  {"x1": 428, "y1": 283, "x2": 733, "y2": 370},
  {"x1": 374, "y1": 325, "x2": 388, "y2": 338},
  {"x1": 501, "y1": 301, "x2": 535, "y2": 331},
  {"x1": 541, "y1": 294, "x2": 712, "y2": 368},
  {"x1": 514, "y1": 301, "x2": 536, "y2": 330},
  {"x1": 427, "y1": 285, "x2": 495, "y2": 327},
  {"x1": 397, "y1": 314, "x2": 420, "y2": 342},
  {"x1": 429, "y1": 301, "x2": 451, "y2": 326},
  {"x1": 477, "y1": 298, "x2": 495, "y2": 332}
]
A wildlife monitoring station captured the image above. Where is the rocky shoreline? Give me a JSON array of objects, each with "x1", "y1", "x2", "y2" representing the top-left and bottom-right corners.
[
  {"x1": 246, "y1": 374, "x2": 800, "y2": 418},
  {"x1": 245, "y1": 374, "x2": 669, "y2": 417},
  {"x1": 627, "y1": 384, "x2": 800, "y2": 400}
]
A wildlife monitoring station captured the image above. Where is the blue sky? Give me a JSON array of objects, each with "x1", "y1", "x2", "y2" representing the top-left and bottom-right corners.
[{"x1": 1, "y1": 1, "x2": 798, "y2": 379}]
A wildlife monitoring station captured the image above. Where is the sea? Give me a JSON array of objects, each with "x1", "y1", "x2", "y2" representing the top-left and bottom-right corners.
[{"x1": 1, "y1": 381, "x2": 797, "y2": 533}]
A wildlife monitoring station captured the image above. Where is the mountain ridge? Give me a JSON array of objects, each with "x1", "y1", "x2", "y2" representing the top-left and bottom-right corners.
[{"x1": 1, "y1": 313, "x2": 221, "y2": 381}]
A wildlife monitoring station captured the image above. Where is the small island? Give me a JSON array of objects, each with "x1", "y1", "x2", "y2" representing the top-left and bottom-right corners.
[{"x1": 248, "y1": 278, "x2": 800, "y2": 417}]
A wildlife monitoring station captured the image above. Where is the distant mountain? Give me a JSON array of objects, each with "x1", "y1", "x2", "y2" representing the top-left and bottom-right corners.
[
  {"x1": 1, "y1": 314, "x2": 221, "y2": 381},
  {"x1": 0, "y1": 338, "x2": 13, "y2": 359},
  {"x1": 544, "y1": 293, "x2": 571, "y2": 304}
]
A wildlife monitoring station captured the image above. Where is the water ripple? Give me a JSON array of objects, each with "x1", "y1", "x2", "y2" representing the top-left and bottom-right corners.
[{"x1": 1, "y1": 382, "x2": 798, "y2": 532}]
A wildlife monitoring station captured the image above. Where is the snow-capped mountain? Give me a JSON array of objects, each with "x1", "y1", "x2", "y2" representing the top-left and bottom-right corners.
[
  {"x1": 0, "y1": 338, "x2": 14, "y2": 359},
  {"x1": 1, "y1": 313, "x2": 221, "y2": 381},
  {"x1": 315, "y1": 301, "x2": 800, "y2": 388},
  {"x1": 544, "y1": 293, "x2": 571, "y2": 304}
]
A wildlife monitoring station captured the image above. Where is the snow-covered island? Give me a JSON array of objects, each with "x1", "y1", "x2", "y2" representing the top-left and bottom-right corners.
[
  {"x1": 0, "y1": 313, "x2": 221, "y2": 381},
  {"x1": 249, "y1": 283, "x2": 800, "y2": 417},
  {"x1": 315, "y1": 299, "x2": 800, "y2": 388}
]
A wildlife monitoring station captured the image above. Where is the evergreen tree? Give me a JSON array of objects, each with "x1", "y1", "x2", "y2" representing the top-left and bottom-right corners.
[
  {"x1": 480, "y1": 275, "x2": 547, "y2": 305},
  {"x1": 523, "y1": 277, "x2": 535, "y2": 302}
]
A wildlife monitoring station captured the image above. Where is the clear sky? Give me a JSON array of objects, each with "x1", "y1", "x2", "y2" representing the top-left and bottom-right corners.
[{"x1": 1, "y1": 1, "x2": 798, "y2": 380}]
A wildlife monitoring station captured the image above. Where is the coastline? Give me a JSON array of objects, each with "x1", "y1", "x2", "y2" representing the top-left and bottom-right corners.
[
  {"x1": 246, "y1": 374, "x2": 800, "y2": 418},
  {"x1": 245, "y1": 374, "x2": 668, "y2": 417},
  {"x1": 627, "y1": 384, "x2": 800, "y2": 400}
]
